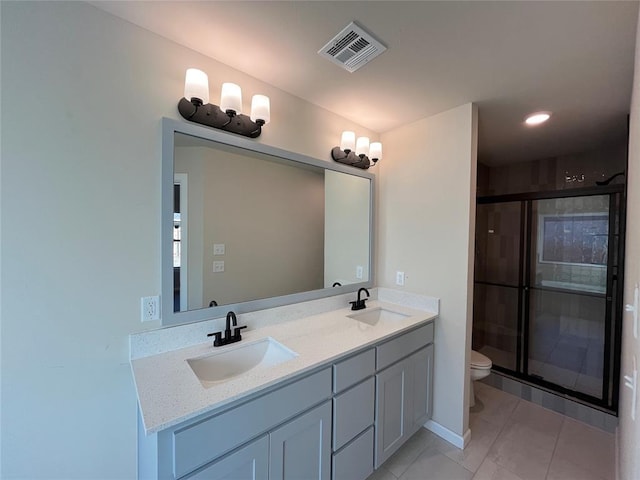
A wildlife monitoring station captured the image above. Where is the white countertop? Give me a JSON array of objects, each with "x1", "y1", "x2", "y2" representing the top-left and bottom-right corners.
[{"x1": 132, "y1": 300, "x2": 437, "y2": 434}]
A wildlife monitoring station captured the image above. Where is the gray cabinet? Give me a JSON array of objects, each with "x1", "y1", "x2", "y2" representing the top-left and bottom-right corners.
[
  {"x1": 332, "y1": 428, "x2": 374, "y2": 480},
  {"x1": 409, "y1": 344, "x2": 434, "y2": 432},
  {"x1": 374, "y1": 324, "x2": 435, "y2": 469},
  {"x1": 185, "y1": 436, "x2": 269, "y2": 480},
  {"x1": 333, "y1": 377, "x2": 375, "y2": 451},
  {"x1": 374, "y1": 358, "x2": 412, "y2": 467},
  {"x1": 270, "y1": 401, "x2": 332, "y2": 480},
  {"x1": 331, "y1": 350, "x2": 376, "y2": 480}
]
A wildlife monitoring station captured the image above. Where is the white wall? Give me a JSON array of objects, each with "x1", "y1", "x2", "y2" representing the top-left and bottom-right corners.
[
  {"x1": 618, "y1": 8, "x2": 640, "y2": 480},
  {"x1": 378, "y1": 104, "x2": 478, "y2": 439},
  {"x1": 0, "y1": 2, "x2": 377, "y2": 478},
  {"x1": 324, "y1": 170, "x2": 371, "y2": 286}
]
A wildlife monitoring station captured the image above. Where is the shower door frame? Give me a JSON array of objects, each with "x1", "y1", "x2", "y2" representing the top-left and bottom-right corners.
[{"x1": 476, "y1": 184, "x2": 626, "y2": 413}]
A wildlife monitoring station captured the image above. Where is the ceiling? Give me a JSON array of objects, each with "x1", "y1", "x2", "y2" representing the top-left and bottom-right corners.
[{"x1": 91, "y1": 1, "x2": 639, "y2": 166}]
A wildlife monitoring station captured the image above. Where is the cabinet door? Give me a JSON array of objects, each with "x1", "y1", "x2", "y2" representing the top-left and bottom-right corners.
[
  {"x1": 270, "y1": 401, "x2": 332, "y2": 480},
  {"x1": 374, "y1": 359, "x2": 411, "y2": 468},
  {"x1": 409, "y1": 344, "x2": 434, "y2": 433},
  {"x1": 186, "y1": 435, "x2": 268, "y2": 480}
]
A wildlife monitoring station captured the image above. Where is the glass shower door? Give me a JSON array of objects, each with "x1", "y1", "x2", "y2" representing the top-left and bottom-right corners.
[
  {"x1": 473, "y1": 202, "x2": 523, "y2": 372},
  {"x1": 527, "y1": 195, "x2": 610, "y2": 400}
]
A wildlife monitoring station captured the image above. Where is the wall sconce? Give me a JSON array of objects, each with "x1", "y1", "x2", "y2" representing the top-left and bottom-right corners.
[
  {"x1": 178, "y1": 68, "x2": 270, "y2": 138},
  {"x1": 331, "y1": 131, "x2": 382, "y2": 169}
]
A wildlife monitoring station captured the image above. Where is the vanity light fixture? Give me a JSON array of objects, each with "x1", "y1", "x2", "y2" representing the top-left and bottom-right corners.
[
  {"x1": 524, "y1": 111, "x2": 551, "y2": 126},
  {"x1": 178, "y1": 68, "x2": 270, "y2": 138},
  {"x1": 331, "y1": 131, "x2": 382, "y2": 169}
]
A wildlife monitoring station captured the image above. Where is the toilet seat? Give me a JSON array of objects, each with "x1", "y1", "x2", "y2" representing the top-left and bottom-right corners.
[{"x1": 470, "y1": 350, "x2": 492, "y2": 369}]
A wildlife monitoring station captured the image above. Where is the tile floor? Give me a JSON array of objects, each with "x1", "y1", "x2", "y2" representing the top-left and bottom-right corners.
[{"x1": 368, "y1": 382, "x2": 615, "y2": 480}]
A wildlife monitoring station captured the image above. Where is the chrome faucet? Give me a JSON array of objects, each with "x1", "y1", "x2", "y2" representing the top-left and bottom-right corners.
[
  {"x1": 207, "y1": 311, "x2": 247, "y2": 347},
  {"x1": 350, "y1": 287, "x2": 370, "y2": 311}
]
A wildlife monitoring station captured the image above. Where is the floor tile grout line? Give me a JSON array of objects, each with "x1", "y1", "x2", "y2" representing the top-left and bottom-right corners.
[
  {"x1": 543, "y1": 411, "x2": 564, "y2": 479},
  {"x1": 485, "y1": 398, "x2": 529, "y2": 479},
  {"x1": 387, "y1": 429, "x2": 439, "y2": 480},
  {"x1": 466, "y1": 395, "x2": 523, "y2": 478}
]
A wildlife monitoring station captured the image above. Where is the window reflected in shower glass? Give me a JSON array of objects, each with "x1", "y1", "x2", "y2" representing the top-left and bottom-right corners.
[
  {"x1": 532, "y1": 196, "x2": 609, "y2": 294},
  {"x1": 472, "y1": 283, "x2": 518, "y2": 371}
]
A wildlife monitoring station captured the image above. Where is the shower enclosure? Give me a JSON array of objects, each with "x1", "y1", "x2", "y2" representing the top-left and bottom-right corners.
[{"x1": 473, "y1": 185, "x2": 625, "y2": 412}]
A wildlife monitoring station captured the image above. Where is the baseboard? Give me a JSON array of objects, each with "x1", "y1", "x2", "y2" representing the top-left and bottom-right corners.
[
  {"x1": 615, "y1": 425, "x2": 619, "y2": 480},
  {"x1": 424, "y1": 420, "x2": 470, "y2": 449}
]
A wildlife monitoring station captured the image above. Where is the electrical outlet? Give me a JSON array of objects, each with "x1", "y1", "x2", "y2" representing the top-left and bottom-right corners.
[
  {"x1": 396, "y1": 271, "x2": 405, "y2": 286},
  {"x1": 356, "y1": 265, "x2": 363, "y2": 279},
  {"x1": 213, "y1": 260, "x2": 225, "y2": 273},
  {"x1": 141, "y1": 296, "x2": 160, "y2": 322},
  {"x1": 213, "y1": 243, "x2": 225, "y2": 255}
]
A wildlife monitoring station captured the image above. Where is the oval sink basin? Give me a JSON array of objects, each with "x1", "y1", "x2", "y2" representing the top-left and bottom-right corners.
[
  {"x1": 187, "y1": 337, "x2": 298, "y2": 388},
  {"x1": 347, "y1": 307, "x2": 410, "y2": 326}
]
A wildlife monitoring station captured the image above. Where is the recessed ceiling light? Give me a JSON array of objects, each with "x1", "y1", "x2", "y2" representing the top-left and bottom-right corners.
[{"x1": 525, "y1": 111, "x2": 552, "y2": 126}]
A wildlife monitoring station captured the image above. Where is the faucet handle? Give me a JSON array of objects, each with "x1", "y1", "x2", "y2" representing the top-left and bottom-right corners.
[
  {"x1": 207, "y1": 331, "x2": 223, "y2": 346},
  {"x1": 233, "y1": 325, "x2": 247, "y2": 340},
  {"x1": 350, "y1": 300, "x2": 366, "y2": 311}
]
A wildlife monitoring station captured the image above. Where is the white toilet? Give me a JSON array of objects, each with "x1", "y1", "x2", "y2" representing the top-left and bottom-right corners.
[{"x1": 469, "y1": 350, "x2": 492, "y2": 407}]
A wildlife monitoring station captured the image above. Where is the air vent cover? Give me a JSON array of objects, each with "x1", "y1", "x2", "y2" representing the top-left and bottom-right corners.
[{"x1": 318, "y1": 21, "x2": 387, "y2": 73}]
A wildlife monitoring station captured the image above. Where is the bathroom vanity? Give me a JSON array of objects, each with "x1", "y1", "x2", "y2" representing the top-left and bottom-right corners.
[
  {"x1": 132, "y1": 119, "x2": 437, "y2": 479},
  {"x1": 133, "y1": 301, "x2": 436, "y2": 480}
]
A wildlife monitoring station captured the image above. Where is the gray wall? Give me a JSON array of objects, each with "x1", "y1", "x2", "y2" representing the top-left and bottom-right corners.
[
  {"x1": 175, "y1": 145, "x2": 325, "y2": 308},
  {"x1": 0, "y1": 2, "x2": 378, "y2": 477}
]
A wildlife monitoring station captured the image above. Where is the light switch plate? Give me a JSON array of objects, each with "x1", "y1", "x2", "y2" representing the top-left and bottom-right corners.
[{"x1": 213, "y1": 260, "x2": 225, "y2": 273}]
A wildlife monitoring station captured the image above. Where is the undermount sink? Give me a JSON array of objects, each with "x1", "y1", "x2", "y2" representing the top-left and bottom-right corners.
[
  {"x1": 347, "y1": 307, "x2": 410, "y2": 326},
  {"x1": 187, "y1": 337, "x2": 298, "y2": 388}
]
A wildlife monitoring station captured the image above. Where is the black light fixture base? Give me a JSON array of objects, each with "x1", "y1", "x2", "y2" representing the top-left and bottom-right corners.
[
  {"x1": 331, "y1": 146, "x2": 370, "y2": 169},
  {"x1": 178, "y1": 98, "x2": 263, "y2": 138}
]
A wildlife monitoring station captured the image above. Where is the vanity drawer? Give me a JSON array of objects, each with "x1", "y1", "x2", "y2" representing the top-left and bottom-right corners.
[
  {"x1": 376, "y1": 322, "x2": 434, "y2": 371},
  {"x1": 333, "y1": 377, "x2": 375, "y2": 451},
  {"x1": 332, "y1": 427, "x2": 374, "y2": 480},
  {"x1": 173, "y1": 368, "x2": 332, "y2": 478},
  {"x1": 333, "y1": 348, "x2": 375, "y2": 393}
]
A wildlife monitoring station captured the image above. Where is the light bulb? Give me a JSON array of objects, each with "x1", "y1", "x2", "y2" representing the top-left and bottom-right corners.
[
  {"x1": 356, "y1": 137, "x2": 370, "y2": 157},
  {"x1": 250, "y1": 95, "x2": 270, "y2": 124},
  {"x1": 340, "y1": 131, "x2": 356, "y2": 152},
  {"x1": 525, "y1": 111, "x2": 551, "y2": 126},
  {"x1": 220, "y1": 83, "x2": 242, "y2": 114},
  {"x1": 370, "y1": 142, "x2": 382, "y2": 161},
  {"x1": 184, "y1": 68, "x2": 209, "y2": 105}
]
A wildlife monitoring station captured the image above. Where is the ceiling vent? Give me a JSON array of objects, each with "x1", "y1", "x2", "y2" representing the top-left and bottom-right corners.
[{"x1": 318, "y1": 21, "x2": 387, "y2": 73}]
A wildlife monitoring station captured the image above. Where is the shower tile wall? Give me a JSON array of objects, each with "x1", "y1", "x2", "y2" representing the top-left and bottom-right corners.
[
  {"x1": 474, "y1": 202, "x2": 521, "y2": 371},
  {"x1": 478, "y1": 142, "x2": 627, "y2": 197},
  {"x1": 473, "y1": 284, "x2": 519, "y2": 370}
]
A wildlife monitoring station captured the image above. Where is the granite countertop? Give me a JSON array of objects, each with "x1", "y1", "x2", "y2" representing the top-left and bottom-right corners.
[{"x1": 132, "y1": 300, "x2": 437, "y2": 434}]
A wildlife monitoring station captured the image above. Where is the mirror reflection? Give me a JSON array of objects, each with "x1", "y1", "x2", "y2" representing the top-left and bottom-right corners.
[{"x1": 172, "y1": 132, "x2": 371, "y2": 313}]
